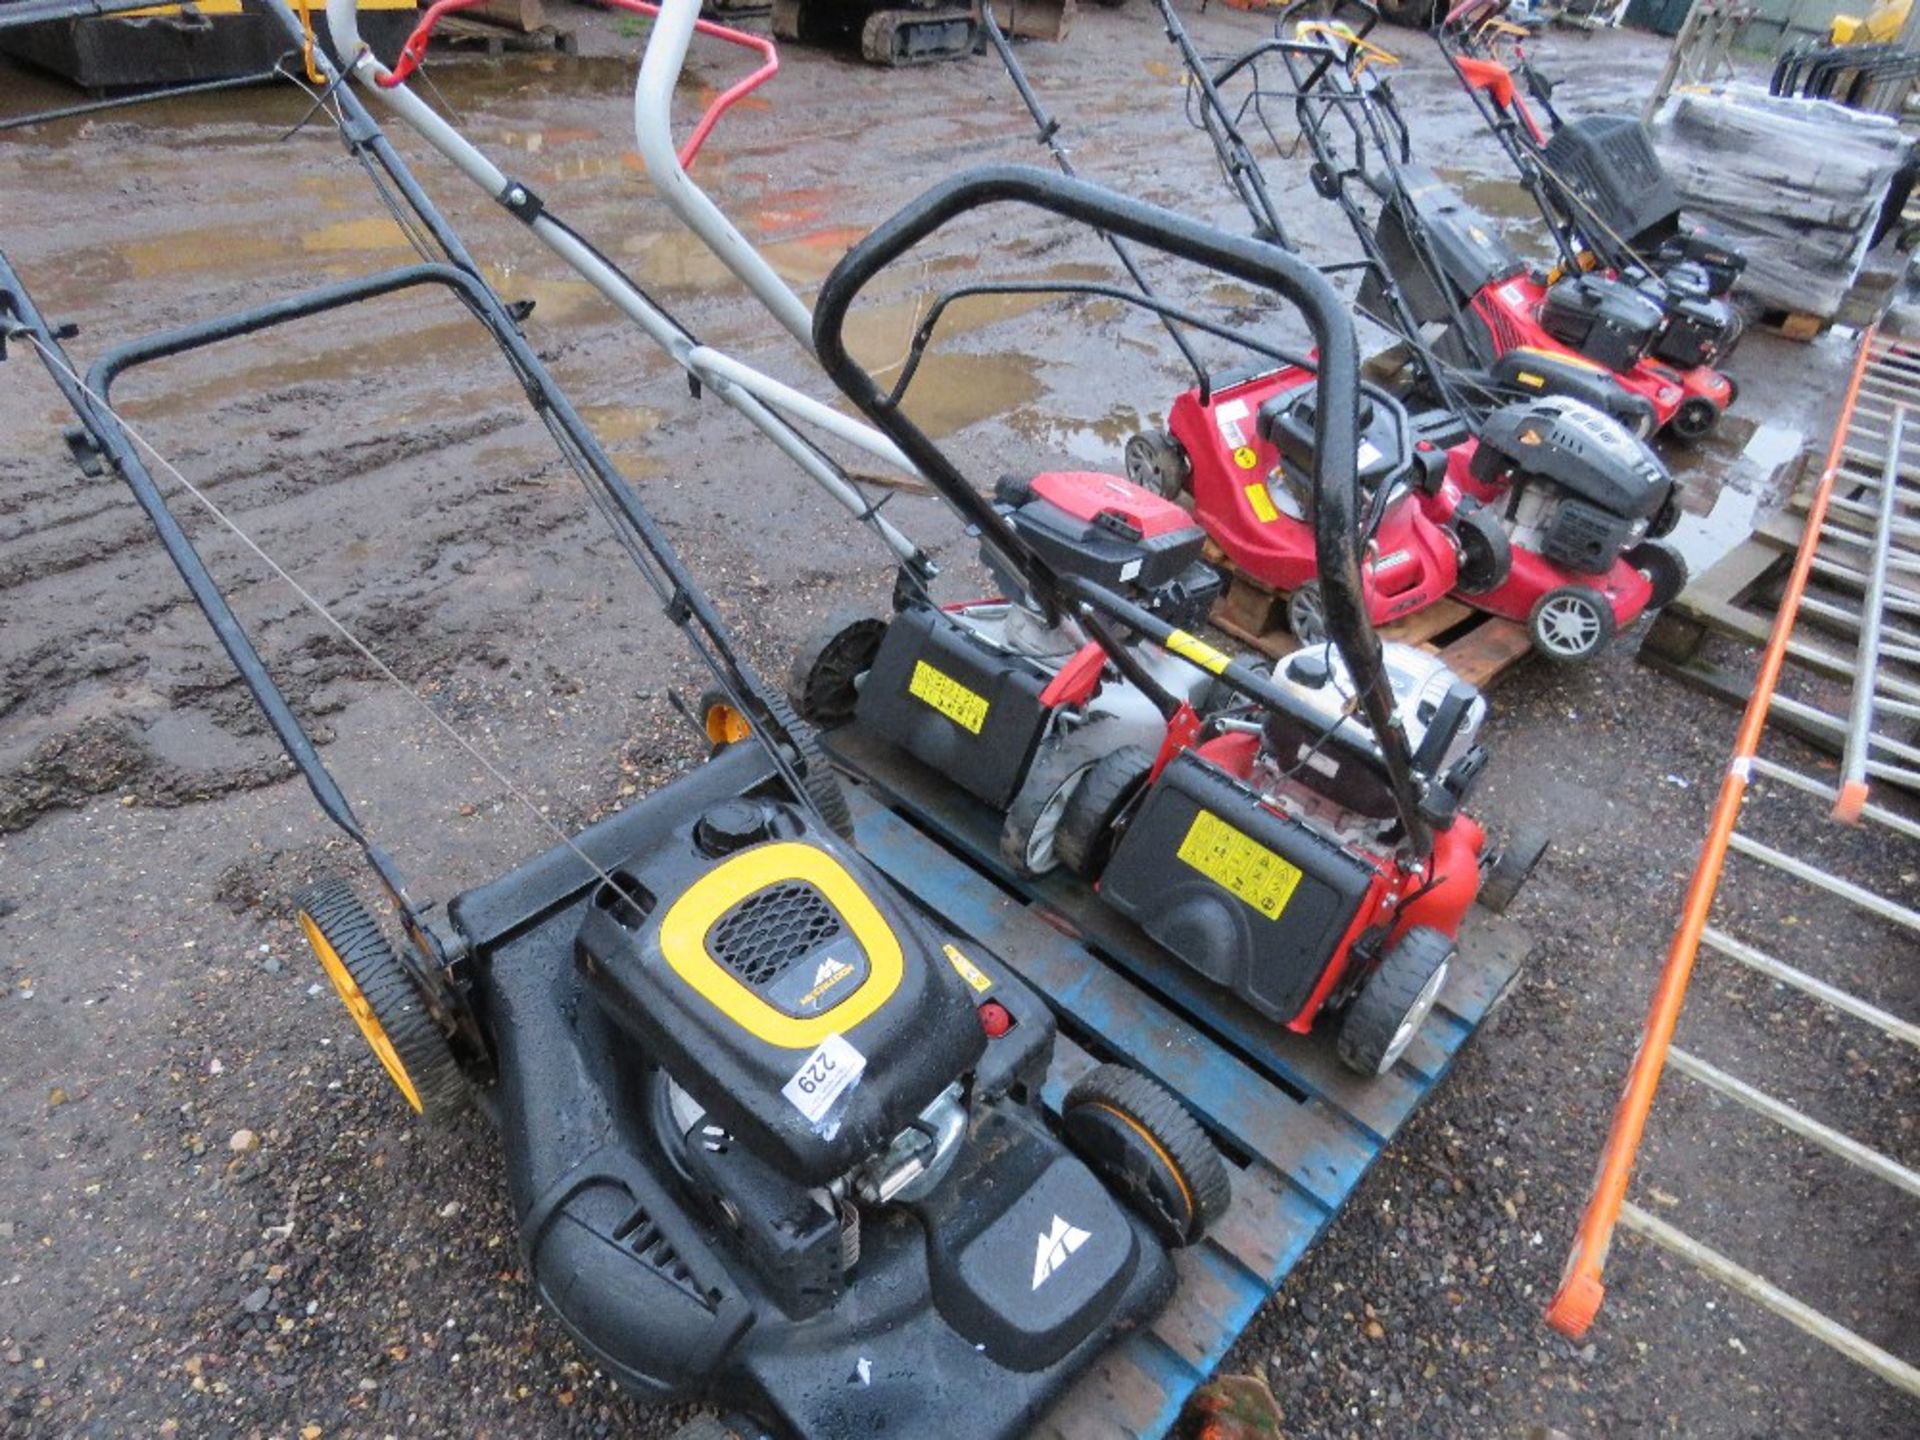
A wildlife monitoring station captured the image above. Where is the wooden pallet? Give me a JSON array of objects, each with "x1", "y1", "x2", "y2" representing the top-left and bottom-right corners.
[
  {"x1": 1205, "y1": 546, "x2": 1535, "y2": 691},
  {"x1": 434, "y1": 13, "x2": 579, "y2": 57},
  {"x1": 828, "y1": 727, "x2": 1531, "y2": 1439},
  {"x1": 1759, "y1": 309, "x2": 1828, "y2": 343}
]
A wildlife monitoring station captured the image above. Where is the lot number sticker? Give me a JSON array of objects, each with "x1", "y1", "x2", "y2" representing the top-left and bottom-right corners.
[{"x1": 783, "y1": 1033, "x2": 867, "y2": 1126}]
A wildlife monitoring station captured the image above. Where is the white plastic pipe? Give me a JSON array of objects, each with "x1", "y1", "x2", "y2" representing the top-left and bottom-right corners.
[
  {"x1": 322, "y1": 0, "x2": 925, "y2": 563},
  {"x1": 632, "y1": 0, "x2": 814, "y2": 349}
]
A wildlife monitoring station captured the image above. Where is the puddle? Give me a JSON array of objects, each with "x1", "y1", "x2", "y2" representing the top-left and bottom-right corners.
[
  {"x1": 577, "y1": 403, "x2": 666, "y2": 446},
  {"x1": 1665, "y1": 421, "x2": 1807, "y2": 575},
  {"x1": 1667, "y1": 484, "x2": 1762, "y2": 577},
  {"x1": 1741, "y1": 420, "x2": 1806, "y2": 475},
  {"x1": 483, "y1": 264, "x2": 612, "y2": 324},
  {"x1": 896, "y1": 352, "x2": 1042, "y2": 441},
  {"x1": 1005, "y1": 405, "x2": 1145, "y2": 469}
]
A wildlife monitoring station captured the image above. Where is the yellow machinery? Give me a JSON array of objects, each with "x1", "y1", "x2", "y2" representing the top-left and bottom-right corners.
[
  {"x1": 1831, "y1": 0, "x2": 1911, "y2": 45},
  {"x1": 0, "y1": 0, "x2": 416, "y2": 90}
]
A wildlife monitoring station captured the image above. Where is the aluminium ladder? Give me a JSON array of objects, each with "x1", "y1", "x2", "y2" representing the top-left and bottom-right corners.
[{"x1": 1546, "y1": 327, "x2": 1920, "y2": 1402}]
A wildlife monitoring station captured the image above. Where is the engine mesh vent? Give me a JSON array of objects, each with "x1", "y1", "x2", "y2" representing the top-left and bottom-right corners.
[{"x1": 709, "y1": 882, "x2": 842, "y2": 987}]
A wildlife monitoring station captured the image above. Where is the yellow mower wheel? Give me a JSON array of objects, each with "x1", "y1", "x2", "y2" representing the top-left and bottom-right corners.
[{"x1": 295, "y1": 875, "x2": 467, "y2": 1119}]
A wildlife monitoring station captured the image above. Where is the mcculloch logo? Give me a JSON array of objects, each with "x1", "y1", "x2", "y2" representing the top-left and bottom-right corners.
[
  {"x1": 798, "y1": 956, "x2": 854, "y2": 1008},
  {"x1": 1032, "y1": 1214, "x2": 1090, "y2": 1290}
]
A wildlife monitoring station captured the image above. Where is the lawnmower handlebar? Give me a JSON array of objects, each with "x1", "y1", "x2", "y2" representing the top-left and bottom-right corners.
[{"x1": 813, "y1": 164, "x2": 1435, "y2": 850}]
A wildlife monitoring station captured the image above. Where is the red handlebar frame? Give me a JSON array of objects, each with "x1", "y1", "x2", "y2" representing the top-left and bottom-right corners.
[{"x1": 376, "y1": 0, "x2": 778, "y2": 172}]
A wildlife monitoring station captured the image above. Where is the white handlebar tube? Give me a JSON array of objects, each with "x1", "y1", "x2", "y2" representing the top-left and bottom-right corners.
[
  {"x1": 633, "y1": 0, "x2": 814, "y2": 350},
  {"x1": 323, "y1": 0, "x2": 927, "y2": 571}
]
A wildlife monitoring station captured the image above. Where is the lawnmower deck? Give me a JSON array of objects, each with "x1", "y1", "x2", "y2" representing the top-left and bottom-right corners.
[
  {"x1": 1203, "y1": 544, "x2": 1537, "y2": 691},
  {"x1": 827, "y1": 727, "x2": 1531, "y2": 1438}
]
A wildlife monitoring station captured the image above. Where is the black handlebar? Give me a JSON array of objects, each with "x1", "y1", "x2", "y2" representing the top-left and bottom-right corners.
[{"x1": 812, "y1": 164, "x2": 1434, "y2": 851}]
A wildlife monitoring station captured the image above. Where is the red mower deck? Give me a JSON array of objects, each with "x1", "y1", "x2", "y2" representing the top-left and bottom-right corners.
[{"x1": 827, "y1": 727, "x2": 1531, "y2": 1436}]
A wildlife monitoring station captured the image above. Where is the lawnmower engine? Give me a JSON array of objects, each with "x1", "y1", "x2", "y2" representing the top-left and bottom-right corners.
[
  {"x1": 1635, "y1": 262, "x2": 1742, "y2": 371},
  {"x1": 1092, "y1": 642, "x2": 1488, "y2": 1038},
  {"x1": 463, "y1": 744, "x2": 1200, "y2": 1436},
  {"x1": 1538, "y1": 272, "x2": 1666, "y2": 373},
  {"x1": 1469, "y1": 395, "x2": 1679, "y2": 576},
  {"x1": 851, "y1": 470, "x2": 1218, "y2": 810}
]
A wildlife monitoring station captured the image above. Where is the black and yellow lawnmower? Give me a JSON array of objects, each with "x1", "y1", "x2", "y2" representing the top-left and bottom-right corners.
[{"x1": 0, "y1": 6, "x2": 1231, "y2": 1435}]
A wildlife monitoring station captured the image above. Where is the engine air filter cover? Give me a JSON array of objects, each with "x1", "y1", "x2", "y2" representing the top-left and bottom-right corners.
[
  {"x1": 578, "y1": 833, "x2": 985, "y2": 1186},
  {"x1": 1472, "y1": 395, "x2": 1673, "y2": 521}
]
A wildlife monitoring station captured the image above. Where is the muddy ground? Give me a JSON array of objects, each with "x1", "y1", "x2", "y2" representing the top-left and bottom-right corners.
[{"x1": 1, "y1": 5, "x2": 1915, "y2": 1438}]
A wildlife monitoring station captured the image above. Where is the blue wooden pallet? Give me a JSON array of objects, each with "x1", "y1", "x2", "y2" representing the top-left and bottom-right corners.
[{"x1": 828, "y1": 728, "x2": 1531, "y2": 1439}]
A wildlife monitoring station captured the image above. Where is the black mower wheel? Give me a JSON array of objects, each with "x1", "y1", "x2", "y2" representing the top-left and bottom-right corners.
[
  {"x1": 1528, "y1": 585, "x2": 1614, "y2": 664},
  {"x1": 1628, "y1": 538, "x2": 1689, "y2": 611},
  {"x1": 1123, "y1": 429, "x2": 1190, "y2": 500},
  {"x1": 769, "y1": 693, "x2": 854, "y2": 840},
  {"x1": 789, "y1": 609, "x2": 887, "y2": 727},
  {"x1": 1286, "y1": 580, "x2": 1328, "y2": 645},
  {"x1": 1337, "y1": 926, "x2": 1455, "y2": 1077},
  {"x1": 1669, "y1": 396, "x2": 1721, "y2": 444},
  {"x1": 1452, "y1": 506, "x2": 1513, "y2": 595},
  {"x1": 295, "y1": 876, "x2": 467, "y2": 1119},
  {"x1": 1056, "y1": 743, "x2": 1155, "y2": 880},
  {"x1": 1001, "y1": 718, "x2": 1131, "y2": 878},
  {"x1": 1374, "y1": 0, "x2": 1439, "y2": 24},
  {"x1": 1061, "y1": 1063, "x2": 1231, "y2": 1247},
  {"x1": 1478, "y1": 826, "x2": 1550, "y2": 915}
]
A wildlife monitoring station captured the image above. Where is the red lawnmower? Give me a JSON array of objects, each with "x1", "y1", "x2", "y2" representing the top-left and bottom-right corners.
[
  {"x1": 1142, "y1": 372, "x2": 1687, "y2": 662},
  {"x1": 1151, "y1": 0, "x2": 1735, "y2": 442},
  {"x1": 982, "y1": 6, "x2": 1686, "y2": 663},
  {"x1": 1437, "y1": 0, "x2": 1747, "y2": 375},
  {"x1": 810, "y1": 165, "x2": 1544, "y2": 1076}
]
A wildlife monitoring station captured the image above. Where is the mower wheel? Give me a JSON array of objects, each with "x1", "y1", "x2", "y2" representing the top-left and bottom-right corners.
[
  {"x1": 1627, "y1": 538, "x2": 1689, "y2": 611},
  {"x1": 1478, "y1": 826, "x2": 1550, "y2": 915},
  {"x1": 768, "y1": 693, "x2": 854, "y2": 840},
  {"x1": 1123, "y1": 429, "x2": 1190, "y2": 499},
  {"x1": 1056, "y1": 743, "x2": 1155, "y2": 879},
  {"x1": 1669, "y1": 396, "x2": 1721, "y2": 443},
  {"x1": 1528, "y1": 585, "x2": 1614, "y2": 664},
  {"x1": 1374, "y1": 0, "x2": 1439, "y2": 24},
  {"x1": 1001, "y1": 718, "x2": 1130, "y2": 878},
  {"x1": 1451, "y1": 506, "x2": 1513, "y2": 595},
  {"x1": 789, "y1": 609, "x2": 887, "y2": 727},
  {"x1": 1285, "y1": 581, "x2": 1328, "y2": 645},
  {"x1": 1061, "y1": 1063, "x2": 1231, "y2": 1247},
  {"x1": 295, "y1": 876, "x2": 466, "y2": 1119},
  {"x1": 1337, "y1": 926, "x2": 1455, "y2": 1077}
]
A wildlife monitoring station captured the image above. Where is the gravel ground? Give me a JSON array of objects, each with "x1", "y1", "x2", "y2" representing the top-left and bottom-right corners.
[{"x1": 1, "y1": 6, "x2": 1915, "y2": 1438}]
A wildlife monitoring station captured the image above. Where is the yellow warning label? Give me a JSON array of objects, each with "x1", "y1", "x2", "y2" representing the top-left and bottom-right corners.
[
  {"x1": 908, "y1": 660, "x2": 990, "y2": 734},
  {"x1": 1176, "y1": 810, "x2": 1304, "y2": 920},
  {"x1": 943, "y1": 943, "x2": 993, "y2": 994},
  {"x1": 1233, "y1": 446, "x2": 1260, "y2": 470},
  {"x1": 1245, "y1": 482, "x2": 1280, "y2": 524},
  {"x1": 1165, "y1": 629, "x2": 1232, "y2": 675},
  {"x1": 1517, "y1": 371, "x2": 1545, "y2": 388}
]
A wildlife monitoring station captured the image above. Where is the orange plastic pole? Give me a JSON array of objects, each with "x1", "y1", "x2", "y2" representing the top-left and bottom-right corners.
[{"x1": 1545, "y1": 325, "x2": 1878, "y2": 1340}]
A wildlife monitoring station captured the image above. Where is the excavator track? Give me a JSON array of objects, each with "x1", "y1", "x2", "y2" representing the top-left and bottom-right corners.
[{"x1": 859, "y1": 6, "x2": 976, "y2": 65}]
